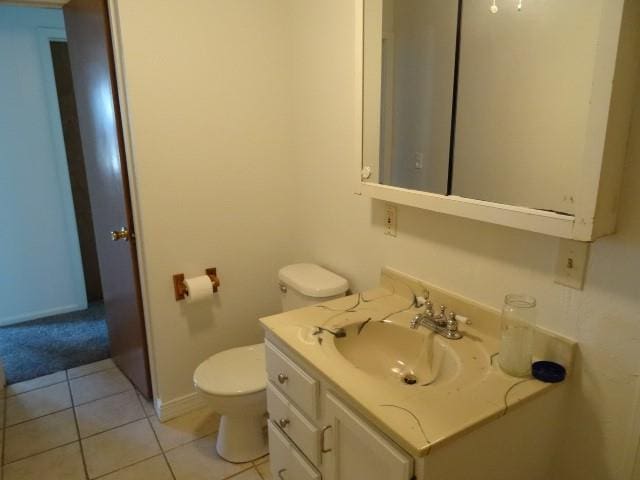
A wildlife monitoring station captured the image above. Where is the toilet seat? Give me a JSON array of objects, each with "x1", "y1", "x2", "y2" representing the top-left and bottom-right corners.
[{"x1": 194, "y1": 343, "x2": 266, "y2": 397}]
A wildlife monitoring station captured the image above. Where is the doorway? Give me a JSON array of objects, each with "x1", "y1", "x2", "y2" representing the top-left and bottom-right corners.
[
  {"x1": 0, "y1": 6, "x2": 109, "y2": 383},
  {"x1": 0, "y1": 2, "x2": 151, "y2": 398}
]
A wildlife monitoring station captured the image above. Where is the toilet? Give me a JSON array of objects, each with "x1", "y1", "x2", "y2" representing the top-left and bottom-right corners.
[{"x1": 193, "y1": 263, "x2": 349, "y2": 462}]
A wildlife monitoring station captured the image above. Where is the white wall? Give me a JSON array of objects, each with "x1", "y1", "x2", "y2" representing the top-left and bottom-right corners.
[
  {"x1": 111, "y1": 0, "x2": 296, "y2": 405},
  {"x1": 288, "y1": 1, "x2": 640, "y2": 478},
  {"x1": 0, "y1": 6, "x2": 86, "y2": 326}
]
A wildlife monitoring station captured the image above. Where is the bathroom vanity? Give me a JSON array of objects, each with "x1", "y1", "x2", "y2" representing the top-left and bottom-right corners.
[{"x1": 260, "y1": 268, "x2": 574, "y2": 480}]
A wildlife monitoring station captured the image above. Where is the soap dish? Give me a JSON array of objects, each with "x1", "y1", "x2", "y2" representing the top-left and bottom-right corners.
[{"x1": 532, "y1": 361, "x2": 566, "y2": 383}]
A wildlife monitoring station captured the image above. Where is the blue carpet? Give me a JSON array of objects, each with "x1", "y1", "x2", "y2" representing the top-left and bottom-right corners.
[{"x1": 0, "y1": 302, "x2": 110, "y2": 384}]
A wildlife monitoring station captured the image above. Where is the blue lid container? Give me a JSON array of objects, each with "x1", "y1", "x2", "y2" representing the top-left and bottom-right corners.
[{"x1": 532, "y1": 361, "x2": 566, "y2": 383}]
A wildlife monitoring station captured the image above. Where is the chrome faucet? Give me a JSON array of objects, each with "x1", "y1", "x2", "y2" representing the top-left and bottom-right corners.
[
  {"x1": 410, "y1": 302, "x2": 463, "y2": 340},
  {"x1": 425, "y1": 301, "x2": 447, "y2": 326}
]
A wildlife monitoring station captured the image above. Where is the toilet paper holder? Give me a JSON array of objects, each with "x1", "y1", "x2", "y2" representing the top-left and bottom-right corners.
[{"x1": 173, "y1": 268, "x2": 220, "y2": 301}]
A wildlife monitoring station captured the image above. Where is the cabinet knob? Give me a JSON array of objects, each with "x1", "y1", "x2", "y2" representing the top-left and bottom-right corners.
[
  {"x1": 277, "y1": 373, "x2": 288, "y2": 384},
  {"x1": 278, "y1": 418, "x2": 290, "y2": 428}
]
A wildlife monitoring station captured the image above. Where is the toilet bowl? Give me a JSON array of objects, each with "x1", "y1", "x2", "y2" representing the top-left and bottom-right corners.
[
  {"x1": 193, "y1": 264, "x2": 348, "y2": 462},
  {"x1": 194, "y1": 344, "x2": 267, "y2": 463}
]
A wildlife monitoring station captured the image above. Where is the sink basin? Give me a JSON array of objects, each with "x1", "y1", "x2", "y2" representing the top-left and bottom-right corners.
[{"x1": 332, "y1": 320, "x2": 461, "y2": 386}]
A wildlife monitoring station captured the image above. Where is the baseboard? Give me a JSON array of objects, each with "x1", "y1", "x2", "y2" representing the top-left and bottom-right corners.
[
  {"x1": 156, "y1": 391, "x2": 206, "y2": 422},
  {"x1": 0, "y1": 303, "x2": 87, "y2": 327}
]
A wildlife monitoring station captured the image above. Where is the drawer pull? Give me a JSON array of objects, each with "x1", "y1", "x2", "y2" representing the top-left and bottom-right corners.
[
  {"x1": 277, "y1": 468, "x2": 287, "y2": 479},
  {"x1": 321, "y1": 424, "x2": 333, "y2": 453},
  {"x1": 277, "y1": 373, "x2": 289, "y2": 384},
  {"x1": 278, "y1": 418, "x2": 290, "y2": 428}
]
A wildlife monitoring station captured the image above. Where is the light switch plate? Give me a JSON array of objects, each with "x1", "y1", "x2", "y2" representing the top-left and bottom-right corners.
[
  {"x1": 554, "y1": 239, "x2": 590, "y2": 290},
  {"x1": 384, "y1": 204, "x2": 397, "y2": 237},
  {"x1": 414, "y1": 152, "x2": 424, "y2": 169}
]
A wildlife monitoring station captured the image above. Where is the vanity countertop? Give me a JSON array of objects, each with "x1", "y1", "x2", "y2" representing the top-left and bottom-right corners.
[{"x1": 260, "y1": 268, "x2": 573, "y2": 457}]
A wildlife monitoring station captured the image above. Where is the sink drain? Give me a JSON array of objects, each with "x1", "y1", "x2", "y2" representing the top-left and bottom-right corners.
[{"x1": 402, "y1": 374, "x2": 417, "y2": 385}]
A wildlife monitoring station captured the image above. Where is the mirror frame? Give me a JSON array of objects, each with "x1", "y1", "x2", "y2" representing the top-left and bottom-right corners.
[{"x1": 354, "y1": 0, "x2": 639, "y2": 241}]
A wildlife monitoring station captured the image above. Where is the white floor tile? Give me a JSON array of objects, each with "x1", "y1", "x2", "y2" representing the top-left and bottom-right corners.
[
  {"x1": 81, "y1": 418, "x2": 160, "y2": 478},
  {"x1": 0, "y1": 362, "x2": 276, "y2": 480},
  {"x1": 138, "y1": 392, "x2": 156, "y2": 417},
  {"x1": 67, "y1": 358, "x2": 116, "y2": 379},
  {"x1": 98, "y1": 455, "x2": 173, "y2": 480},
  {"x1": 6, "y1": 371, "x2": 67, "y2": 397},
  {"x1": 75, "y1": 390, "x2": 145, "y2": 438},
  {"x1": 69, "y1": 368, "x2": 132, "y2": 406},
  {"x1": 150, "y1": 406, "x2": 219, "y2": 451},
  {"x1": 3, "y1": 442, "x2": 85, "y2": 480},
  {"x1": 4, "y1": 409, "x2": 78, "y2": 463},
  {"x1": 166, "y1": 433, "x2": 252, "y2": 480},
  {"x1": 232, "y1": 468, "x2": 263, "y2": 480},
  {"x1": 255, "y1": 461, "x2": 272, "y2": 480},
  {"x1": 6, "y1": 383, "x2": 72, "y2": 426}
]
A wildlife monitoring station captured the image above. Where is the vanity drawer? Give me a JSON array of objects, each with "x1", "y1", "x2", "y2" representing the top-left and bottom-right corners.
[
  {"x1": 266, "y1": 341, "x2": 318, "y2": 419},
  {"x1": 267, "y1": 381, "x2": 320, "y2": 465},
  {"x1": 268, "y1": 421, "x2": 321, "y2": 480}
]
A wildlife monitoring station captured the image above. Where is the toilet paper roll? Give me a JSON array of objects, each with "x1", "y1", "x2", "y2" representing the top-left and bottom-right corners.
[{"x1": 184, "y1": 275, "x2": 213, "y2": 303}]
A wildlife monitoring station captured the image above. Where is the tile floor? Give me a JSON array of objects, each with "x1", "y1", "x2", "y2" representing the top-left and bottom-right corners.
[{"x1": 0, "y1": 359, "x2": 272, "y2": 480}]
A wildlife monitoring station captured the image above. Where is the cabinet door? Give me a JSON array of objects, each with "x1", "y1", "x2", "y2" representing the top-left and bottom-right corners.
[{"x1": 324, "y1": 393, "x2": 413, "y2": 480}]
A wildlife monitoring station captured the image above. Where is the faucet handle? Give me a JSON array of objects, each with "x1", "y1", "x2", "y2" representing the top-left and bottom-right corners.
[
  {"x1": 425, "y1": 300, "x2": 434, "y2": 314},
  {"x1": 448, "y1": 311, "x2": 472, "y2": 325}
]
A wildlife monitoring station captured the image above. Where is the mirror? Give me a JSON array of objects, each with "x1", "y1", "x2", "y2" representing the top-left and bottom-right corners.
[
  {"x1": 451, "y1": 0, "x2": 600, "y2": 215},
  {"x1": 363, "y1": 0, "x2": 459, "y2": 194},
  {"x1": 363, "y1": 0, "x2": 601, "y2": 215}
]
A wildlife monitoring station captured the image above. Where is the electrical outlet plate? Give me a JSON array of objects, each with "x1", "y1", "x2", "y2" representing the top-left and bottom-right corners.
[
  {"x1": 554, "y1": 239, "x2": 590, "y2": 290},
  {"x1": 384, "y1": 204, "x2": 397, "y2": 237}
]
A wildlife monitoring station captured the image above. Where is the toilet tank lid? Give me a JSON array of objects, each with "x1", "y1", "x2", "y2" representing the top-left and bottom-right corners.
[{"x1": 278, "y1": 263, "x2": 349, "y2": 298}]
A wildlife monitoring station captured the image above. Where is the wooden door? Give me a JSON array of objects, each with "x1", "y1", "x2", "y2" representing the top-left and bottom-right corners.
[
  {"x1": 63, "y1": 0, "x2": 152, "y2": 398},
  {"x1": 324, "y1": 393, "x2": 413, "y2": 480}
]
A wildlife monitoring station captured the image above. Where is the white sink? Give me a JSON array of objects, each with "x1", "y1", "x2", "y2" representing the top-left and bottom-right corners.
[{"x1": 332, "y1": 320, "x2": 462, "y2": 387}]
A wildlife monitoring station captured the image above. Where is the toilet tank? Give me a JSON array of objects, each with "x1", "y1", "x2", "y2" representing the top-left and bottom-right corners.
[{"x1": 278, "y1": 263, "x2": 349, "y2": 312}]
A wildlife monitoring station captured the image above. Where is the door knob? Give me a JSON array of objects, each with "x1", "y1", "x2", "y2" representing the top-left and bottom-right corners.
[
  {"x1": 278, "y1": 418, "x2": 290, "y2": 428},
  {"x1": 110, "y1": 227, "x2": 130, "y2": 241}
]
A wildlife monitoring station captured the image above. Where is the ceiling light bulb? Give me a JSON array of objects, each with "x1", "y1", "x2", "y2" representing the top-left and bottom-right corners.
[{"x1": 490, "y1": 1, "x2": 499, "y2": 13}]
